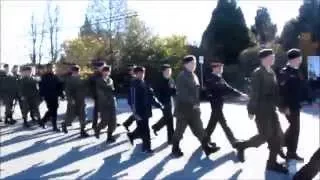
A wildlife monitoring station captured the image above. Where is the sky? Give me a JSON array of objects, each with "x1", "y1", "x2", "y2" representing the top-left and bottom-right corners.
[{"x1": 0, "y1": 0, "x2": 303, "y2": 66}]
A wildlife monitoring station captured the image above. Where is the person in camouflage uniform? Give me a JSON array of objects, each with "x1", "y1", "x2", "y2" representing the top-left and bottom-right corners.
[
  {"x1": 19, "y1": 66, "x2": 41, "y2": 128},
  {"x1": 171, "y1": 55, "x2": 220, "y2": 158},
  {"x1": 94, "y1": 65, "x2": 117, "y2": 143},
  {"x1": 62, "y1": 65, "x2": 89, "y2": 138},
  {"x1": 235, "y1": 49, "x2": 288, "y2": 174}
]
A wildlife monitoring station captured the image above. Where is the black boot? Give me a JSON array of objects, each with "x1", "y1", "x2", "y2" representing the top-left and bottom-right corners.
[
  {"x1": 9, "y1": 119, "x2": 17, "y2": 125},
  {"x1": 201, "y1": 137, "x2": 220, "y2": 157},
  {"x1": 106, "y1": 134, "x2": 116, "y2": 144},
  {"x1": 94, "y1": 127, "x2": 100, "y2": 139},
  {"x1": 171, "y1": 143, "x2": 184, "y2": 158},
  {"x1": 234, "y1": 141, "x2": 246, "y2": 162},
  {"x1": 266, "y1": 161, "x2": 289, "y2": 174},
  {"x1": 287, "y1": 152, "x2": 304, "y2": 162},
  {"x1": 62, "y1": 123, "x2": 68, "y2": 134},
  {"x1": 80, "y1": 129, "x2": 90, "y2": 138},
  {"x1": 23, "y1": 118, "x2": 30, "y2": 128},
  {"x1": 52, "y1": 125, "x2": 61, "y2": 132},
  {"x1": 4, "y1": 116, "x2": 9, "y2": 124}
]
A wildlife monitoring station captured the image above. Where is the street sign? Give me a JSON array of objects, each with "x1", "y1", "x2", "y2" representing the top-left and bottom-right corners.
[{"x1": 199, "y1": 56, "x2": 204, "y2": 64}]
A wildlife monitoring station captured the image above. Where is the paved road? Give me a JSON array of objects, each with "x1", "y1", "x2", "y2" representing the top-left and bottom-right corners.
[{"x1": 0, "y1": 99, "x2": 319, "y2": 179}]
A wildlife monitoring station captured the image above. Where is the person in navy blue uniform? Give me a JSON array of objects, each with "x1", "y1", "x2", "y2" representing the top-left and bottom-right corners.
[
  {"x1": 127, "y1": 66, "x2": 163, "y2": 153},
  {"x1": 205, "y1": 60, "x2": 248, "y2": 149},
  {"x1": 152, "y1": 64, "x2": 176, "y2": 144},
  {"x1": 39, "y1": 63, "x2": 64, "y2": 132},
  {"x1": 122, "y1": 64, "x2": 137, "y2": 131},
  {"x1": 278, "y1": 49, "x2": 313, "y2": 161}
]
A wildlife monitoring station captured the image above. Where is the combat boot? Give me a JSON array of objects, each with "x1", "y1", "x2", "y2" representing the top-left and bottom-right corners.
[
  {"x1": 61, "y1": 123, "x2": 68, "y2": 134},
  {"x1": 171, "y1": 143, "x2": 184, "y2": 158},
  {"x1": 201, "y1": 137, "x2": 220, "y2": 157},
  {"x1": 23, "y1": 118, "x2": 30, "y2": 128},
  {"x1": 106, "y1": 132, "x2": 116, "y2": 144},
  {"x1": 266, "y1": 160, "x2": 289, "y2": 174},
  {"x1": 80, "y1": 125, "x2": 89, "y2": 138}
]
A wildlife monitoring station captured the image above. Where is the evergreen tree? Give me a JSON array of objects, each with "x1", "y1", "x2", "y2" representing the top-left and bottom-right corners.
[
  {"x1": 80, "y1": 15, "x2": 95, "y2": 37},
  {"x1": 201, "y1": 0, "x2": 251, "y2": 65},
  {"x1": 251, "y1": 7, "x2": 277, "y2": 45}
]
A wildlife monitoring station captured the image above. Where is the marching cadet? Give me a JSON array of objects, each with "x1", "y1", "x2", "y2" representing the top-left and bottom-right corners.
[
  {"x1": 0, "y1": 67, "x2": 6, "y2": 122},
  {"x1": 88, "y1": 61, "x2": 105, "y2": 130},
  {"x1": 205, "y1": 59, "x2": 248, "y2": 149},
  {"x1": 235, "y1": 49, "x2": 288, "y2": 174},
  {"x1": 278, "y1": 49, "x2": 309, "y2": 161},
  {"x1": 293, "y1": 148, "x2": 320, "y2": 180},
  {"x1": 39, "y1": 63, "x2": 64, "y2": 132},
  {"x1": 171, "y1": 55, "x2": 220, "y2": 158},
  {"x1": 19, "y1": 66, "x2": 41, "y2": 128},
  {"x1": 1, "y1": 64, "x2": 18, "y2": 125},
  {"x1": 11, "y1": 65, "x2": 24, "y2": 119},
  {"x1": 127, "y1": 66, "x2": 163, "y2": 153},
  {"x1": 152, "y1": 64, "x2": 176, "y2": 144},
  {"x1": 62, "y1": 65, "x2": 89, "y2": 138},
  {"x1": 122, "y1": 64, "x2": 137, "y2": 131},
  {"x1": 94, "y1": 65, "x2": 117, "y2": 143}
]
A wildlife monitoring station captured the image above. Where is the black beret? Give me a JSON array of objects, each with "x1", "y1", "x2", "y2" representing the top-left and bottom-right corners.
[
  {"x1": 258, "y1": 49, "x2": 274, "y2": 59},
  {"x1": 183, "y1": 55, "x2": 196, "y2": 64},
  {"x1": 101, "y1": 65, "x2": 111, "y2": 72},
  {"x1": 21, "y1": 66, "x2": 32, "y2": 71},
  {"x1": 287, "y1": 49, "x2": 301, "y2": 60},
  {"x1": 3, "y1": 64, "x2": 9, "y2": 68},
  {"x1": 161, "y1": 64, "x2": 171, "y2": 71},
  {"x1": 70, "y1": 65, "x2": 80, "y2": 72},
  {"x1": 133, "y1": 66, "x2": 145, "y2": 73},
  {"x1": 13, "y1": 65, "x2": 19, "y2": 68},
  {"x1": 92, "y1": 61, "x2": 105, "y2": 68}
]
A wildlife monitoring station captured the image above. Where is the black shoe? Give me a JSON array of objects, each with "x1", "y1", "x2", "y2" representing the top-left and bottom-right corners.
[
  {"x1": 94, "y1": 128, "x2": 100, "y2": 139},
  {"x1": 203, "y1": 145, "x2": 220, "y2": 157},
  {"x1": 0, "y1": 118, "x2": 2, "y2": 122},
  {"x1": 9, "y1": 120, "x2": 17, "y2": 125},
  {"x1": 80, "y1": 131, "x2": 90, "y2": 138},
  {"x1": 39, "y1": 120, "x2": 46, "y2": 128},
  {"x1": 171, "y1": 149, "x2": 184, "y2": 158},
  {"x1": 152, "y1": 126, "x2": 158, "y2": 136},
  {"x1": 287, "y1": 153, "x2": 304, "y2": 162},
  {"x1": 23, "y1": 122, "x2": 31, "y2": 128},
  {"x1": 127, "y1": 133, "x2": 134, "y2": 145},
  {"x1": 62, "y1": 123, "x2": 68, "y2": 134},
  {"x1": 123, "y1": 123, "x2": 129, "y2": 132},
  {"x1": 53, "y1": 127, "x2": 61, "y2": 132},
  {"x1": 266, "y1": 162, "x2": 289, "y2": 174},
  {"x1": 106, "y1": 136, "x2": 116, "y2": 144}
]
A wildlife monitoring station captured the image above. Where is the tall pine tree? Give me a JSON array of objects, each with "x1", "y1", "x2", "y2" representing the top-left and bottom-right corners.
[
  {"x1": 251, "y1": 7, "x2": 277, "y2": 45},
  {"x1": 201, "y1": 0, "x2": 251, "y2": 65}
]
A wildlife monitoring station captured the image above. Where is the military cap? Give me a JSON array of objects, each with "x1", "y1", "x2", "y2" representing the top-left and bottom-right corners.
[
  {"x1": 101, "y1": 65, "x2": 111, "y2": 72},
  {"x1": 258, "y1": 49, "x2": 274, "y2": 59},
  {"x1": 133, "y1": 66, "x2": 145, "y2": 73},
  {"x1": 70, "y1": 65, "x2": 80, "y2": 72},
  {"x1": 161, "y1": 64, "x2": 171, "y2": 71},
  {"x1": 287, "y1": 48, "x2": 301, "y2": 60},
  {"x1": 183, "y1": 55, "x2": 196, "y2": 64},
  {"x1": 21, "y1": 66, "x2": 32, "y2": 71}
]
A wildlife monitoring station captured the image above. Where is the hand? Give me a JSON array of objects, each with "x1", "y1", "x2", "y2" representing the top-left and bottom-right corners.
[
  {"x1": 239, "y1": 93, "x2": 249, "y2": 101},
  {"x1": 248, "y1": 114, "x2": 254, "y2": 120},
  {"x1": 284, "y1": 108, "x2": 290, "y2": 115},
  {"x1": 20, "y1": 96, "x2": 25, "y2": 101},
  {"x1": 134, "y1": 114, "x2": 142, "y2": 121}
]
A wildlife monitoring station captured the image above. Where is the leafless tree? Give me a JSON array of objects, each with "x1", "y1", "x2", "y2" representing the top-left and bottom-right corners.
[
  {"x1": 30, "y1": 13, "x2": 37, "y2": 65},
  {"x1": 47, "y1": 0, "x2": 60, "y2": 63}
]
